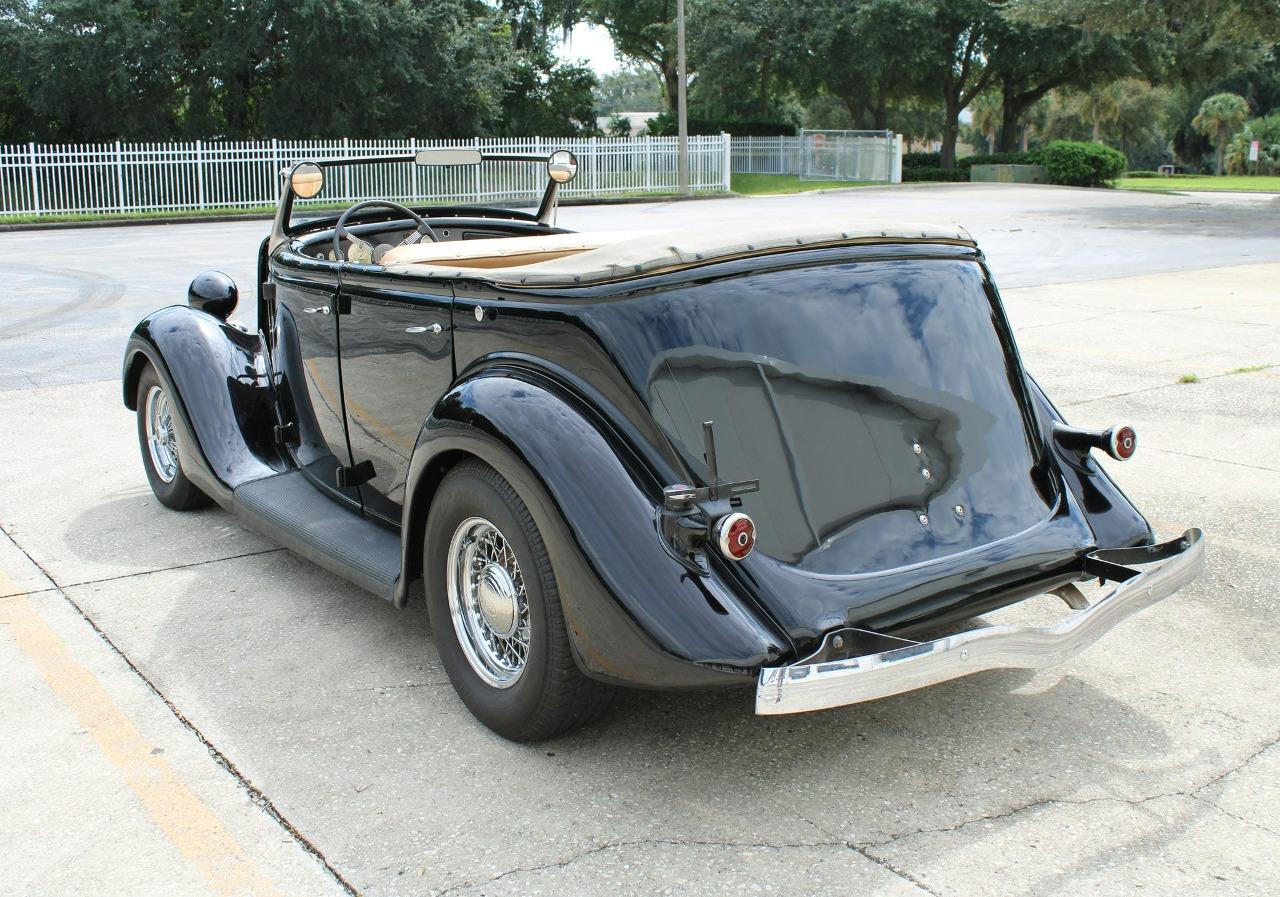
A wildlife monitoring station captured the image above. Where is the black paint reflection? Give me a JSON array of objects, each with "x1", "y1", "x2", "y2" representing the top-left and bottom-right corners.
[{"x1": 596, "y1": 259, "x2": 1055, "y2": 573}]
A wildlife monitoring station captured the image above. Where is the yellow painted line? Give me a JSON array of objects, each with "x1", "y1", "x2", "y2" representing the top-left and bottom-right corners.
[{"x1": 0, "y1": 576, "x2": 284, "y2": 897}]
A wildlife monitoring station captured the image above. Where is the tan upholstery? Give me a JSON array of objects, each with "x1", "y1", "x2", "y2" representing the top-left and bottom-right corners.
[
  {"x1": 383, "y1": 218, "x2": 974, "y2": 287},
  {"x1": 379, "y1": 230, "x2": 653, "y2": 269}
]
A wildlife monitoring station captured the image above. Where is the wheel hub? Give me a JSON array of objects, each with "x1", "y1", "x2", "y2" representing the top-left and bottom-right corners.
[
  {"x1": 445, "y1": 516, "x2": 530, "y2": 688},
  {"x1": 475, "y1": 562, "x2": 518, "y2": 637}
]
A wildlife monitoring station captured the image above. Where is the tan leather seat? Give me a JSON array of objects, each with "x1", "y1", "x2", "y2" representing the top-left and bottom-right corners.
[{"x1": 379, "y1": 230, "x2": 654, "y2": 269}]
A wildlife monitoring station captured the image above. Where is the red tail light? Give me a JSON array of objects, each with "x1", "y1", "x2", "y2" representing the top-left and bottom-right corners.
[
  {"x1": 716, "y1": 512, "x2": 756, "y2": 560},
  {"x1": 1108, "y1": 425, "x2": 1137, "y2": 461}
]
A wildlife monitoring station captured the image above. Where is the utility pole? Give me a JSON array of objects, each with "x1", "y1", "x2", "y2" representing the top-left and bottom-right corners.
[{"x1": 676, "y1": 0, "x2": 689, "y2": 194}]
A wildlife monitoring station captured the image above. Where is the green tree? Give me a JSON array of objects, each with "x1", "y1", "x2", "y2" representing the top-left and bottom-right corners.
[
  {"x1": 969, "y1": 92, "x2": 1002, "y2": 153},
  {"x1": 1225, "y1": 112, "x2": 1280, "y2": 173},
  {"x1": 1080, "y1": 82, "x2": 1123, "y2": 142},
  {"x1": 584, "y1": 0, "x2": 685, "y2": 113},
  {"x1": 594, "y1": 66, "x2": 664, "y2": 113},
  {"x1": 988, "y1": 17, "x2": 1149, "y2": 152},
  {"x1": 925, "y1": 0, "x2": 1002, "y2": 167},
  {"x1": 492, "y1": 0, "x2": 600, "y2": 136},
  {"x1": 795, "y1": 0, "x2": 936, "y2": 132},
  {"x1": 686, "y1": 0, "x2": 806, "y2": 123},
  {"x1": 1193, "y1": 92, "x2": 1251, "y2": 173},
  {"x1": 4, "y1": 0, "x2": 184, "y2": 141}
]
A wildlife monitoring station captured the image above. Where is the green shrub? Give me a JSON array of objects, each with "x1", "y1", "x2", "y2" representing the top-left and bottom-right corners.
[
  {"x1": 902, "y1": 166, "x2": 969, "y2": 182},
  {"x1": 1124, "y1": 170, "x2": 1161, "y2": 178},
  {"x1": 957, "y1": 150, "x2": 1042, "y2": 167},
  {"x1": 1041, "y1": 140, "x2": 1127, "y2": 187},
  {"x1": 1225, "y1": 112, "x2": 1280, "y2": 175},
  {"x1": 903, "y1": 151, "x2": 942, "y2": 169}
]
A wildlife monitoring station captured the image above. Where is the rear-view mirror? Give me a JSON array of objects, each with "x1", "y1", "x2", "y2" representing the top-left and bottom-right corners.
[{"x1": 415, "y1": 149, "x2": 483, "y2": 166}]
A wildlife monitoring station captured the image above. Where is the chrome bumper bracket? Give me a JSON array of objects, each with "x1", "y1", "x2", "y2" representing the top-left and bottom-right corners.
[{"x1": 755, "y1": 529, "x2": 1205, "y2": 716}]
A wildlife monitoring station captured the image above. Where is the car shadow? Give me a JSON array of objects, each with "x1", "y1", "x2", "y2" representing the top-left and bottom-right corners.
[{"x1": 63, "y1": 529, "x2": 1221, "y2": 896}]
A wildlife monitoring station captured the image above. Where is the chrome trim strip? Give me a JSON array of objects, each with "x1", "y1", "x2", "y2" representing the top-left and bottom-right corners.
[{"x1": 755, "y1": 529, "x2": 1204, "y2": 715}]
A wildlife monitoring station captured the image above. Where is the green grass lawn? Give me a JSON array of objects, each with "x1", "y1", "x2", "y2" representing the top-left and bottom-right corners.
[
  {"x1": 732, "y1": 173, "x2": 880, "y2": 194},
  {"x1": 1117, "y1": 175, "x2": 1280, "y2": 192}
]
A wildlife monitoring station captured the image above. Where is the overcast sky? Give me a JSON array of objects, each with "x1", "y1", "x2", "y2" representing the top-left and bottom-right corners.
[{"x1": 555, "y1": 23, "x2": 622, "y2": 75}]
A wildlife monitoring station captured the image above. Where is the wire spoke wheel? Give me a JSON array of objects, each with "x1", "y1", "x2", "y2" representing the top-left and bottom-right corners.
[
  {"x1": 144, "y1": 384, "x2": 179, "y2": 484},
  {"x1": 446, "y1": 516, "x2": 531, "y2": 688}
]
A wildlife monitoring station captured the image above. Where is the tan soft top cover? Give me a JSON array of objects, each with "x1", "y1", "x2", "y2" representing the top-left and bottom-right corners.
[{"x1": 383, "y1": 218, "x2": 974, "y2": 287}]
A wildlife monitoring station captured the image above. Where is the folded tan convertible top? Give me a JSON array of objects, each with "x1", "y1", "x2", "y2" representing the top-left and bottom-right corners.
[{"x1": 383, "y1": 218, "x2": 975, "y2": 287}]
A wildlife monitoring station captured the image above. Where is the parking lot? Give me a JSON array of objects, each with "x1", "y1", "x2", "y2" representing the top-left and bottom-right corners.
[{"x1": 2, "y1": 183, "x2": 1278, "y2": 896}]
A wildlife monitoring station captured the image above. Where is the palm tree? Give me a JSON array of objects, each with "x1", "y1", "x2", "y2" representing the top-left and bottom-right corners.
[
  {"x1": 1079, "y1": 83, "x2": 1122, "y2": 143},
  {"x1": 1193, "y1": 93, "x2": 1250, "y2": 176},
  {"x1": 970, "y1": 93, "x2": 1002, "y2": 154}
]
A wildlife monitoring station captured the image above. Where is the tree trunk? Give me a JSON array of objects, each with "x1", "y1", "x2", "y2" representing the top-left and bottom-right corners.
[
  {"x1": 940, "y1": 95, "x2": 961, "y2": 168},
  {"x1": 759, "y1": 57, "x2": 771, "y2": 114},
  {"x1": 1092, "y1": 113, "x2": 1101, "y2": 142},
  {"x1": 872, "y1": 82, "x2": 888, "y2": 131},
  {"x1": 998, "y1": 97, "x2": 1021, "y2": 153}
]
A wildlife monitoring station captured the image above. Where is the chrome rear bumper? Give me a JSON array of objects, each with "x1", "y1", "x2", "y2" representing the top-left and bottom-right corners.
[{"x1": 755, "y1": 529, "x2": 1204, "y2": 716}]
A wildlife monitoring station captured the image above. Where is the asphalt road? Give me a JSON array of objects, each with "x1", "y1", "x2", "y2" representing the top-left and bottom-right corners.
[{"x1": 2, "y1": 184, "x2": 1278, "y2": 896}]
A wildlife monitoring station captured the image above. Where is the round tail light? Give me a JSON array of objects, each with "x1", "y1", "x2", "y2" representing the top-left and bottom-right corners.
[
  {"x1": 1108, "y1": 425, "x2": 1137, "y2": 461},
  {"x1": 716, "y1": 512, "x2": 756, "y2": 561}
]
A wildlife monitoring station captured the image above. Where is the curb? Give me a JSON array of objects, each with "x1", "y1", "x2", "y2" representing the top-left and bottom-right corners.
[{"x1": 0, "y1": 191, "x2": 738, "y2": 234}]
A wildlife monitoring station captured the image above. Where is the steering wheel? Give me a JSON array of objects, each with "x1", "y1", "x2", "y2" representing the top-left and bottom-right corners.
[{"x1": 333, "y1": 200, "x2": 438, "y2": 264}]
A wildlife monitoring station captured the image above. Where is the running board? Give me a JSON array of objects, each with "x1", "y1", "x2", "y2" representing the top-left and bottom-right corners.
[{"x1": 232, "y1": 471, "x2": 400, "y2": 601}]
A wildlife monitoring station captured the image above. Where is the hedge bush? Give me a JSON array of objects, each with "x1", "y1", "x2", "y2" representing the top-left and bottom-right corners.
[
  {"x1": 903, "y1": 151, "x2": 942, "y2": 169},
  {"x1": 902, "y1": 166, "x2": 969, "y2": 182},
  {"x1": 957, "y1": 150, "x2": 1042, "y2": 167},
  {"x1": 1124, "y1": 170, "x2": 1161, "y2": 178},
  {"x1": 1041, "y1": 140, "x2": 1127, "y2": 187}
]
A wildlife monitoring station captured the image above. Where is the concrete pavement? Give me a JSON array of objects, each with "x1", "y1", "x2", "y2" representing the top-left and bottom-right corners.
[{"x1": 1, "y1": 185, "x2": 1278, "y2": 896}]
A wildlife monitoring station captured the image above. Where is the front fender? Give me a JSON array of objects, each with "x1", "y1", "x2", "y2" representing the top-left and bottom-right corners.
[
  {"x1": 401, "y1": 370, "x2": 790, "y2": 689},
  {"x1": 122, "y1": 306, "x2": 282, "y2": 505}
]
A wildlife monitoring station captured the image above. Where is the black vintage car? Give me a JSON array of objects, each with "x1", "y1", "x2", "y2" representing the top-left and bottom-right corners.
[{"x1": 123, "y1": 149, "x2": 1203, "y2": 740}]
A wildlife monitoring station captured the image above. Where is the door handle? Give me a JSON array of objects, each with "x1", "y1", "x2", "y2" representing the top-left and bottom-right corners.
[
  {"x1": 405, "y1": 323, "x2": 444, "y2": 334},
  {"x1": 303, "y1": 305, "x2": 331, "y2": 315}
]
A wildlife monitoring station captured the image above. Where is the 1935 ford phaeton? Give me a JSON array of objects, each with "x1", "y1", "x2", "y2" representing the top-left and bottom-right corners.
[{"x1": 123, "y1": 149, "x2": 1204, "y2": 740}]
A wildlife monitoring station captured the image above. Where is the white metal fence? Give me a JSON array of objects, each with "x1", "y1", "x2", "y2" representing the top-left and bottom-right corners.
[
  {"x1": 0, "y1": 135, "x2": 733, "y2": 217},
  {"x1": 730, "y1": 134, "x2": 903, "y2": 183},
  {"x1": 731, "y1": 136, "x2": 805, "y2": 175}
]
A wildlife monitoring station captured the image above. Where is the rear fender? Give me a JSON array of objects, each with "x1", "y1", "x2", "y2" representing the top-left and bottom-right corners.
[
  {"x1": 122, "y1": 306, "x2": 282, "y2": 506},
  {"x1": 400, "y1": 370, "x2": 790, "y2": 689},
  {"x1": 1026, "y1": 376, "x2": 1153, "y2": 549}
]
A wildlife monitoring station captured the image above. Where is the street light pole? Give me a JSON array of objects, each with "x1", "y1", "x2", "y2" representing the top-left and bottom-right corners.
[{"x1": 676, "y1": 0, "x2": 689, "y2": 194}]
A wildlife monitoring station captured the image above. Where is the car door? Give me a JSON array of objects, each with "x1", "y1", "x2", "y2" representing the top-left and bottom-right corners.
[
  {"x1": 337, "y1": 265, "x2": 455, "y2": 526},
  {"x1": 270, "y1": 260, "x2": 363, "y2": 510}
]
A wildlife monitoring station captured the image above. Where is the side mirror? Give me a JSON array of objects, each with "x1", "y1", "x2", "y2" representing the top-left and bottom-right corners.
[
  {"x1": 548, "y1": 150, "x2": 578, "y2": 183},
  {"x1": 188, "y1": 271, "x2": 238, "y2": 320},
  {"x1": 289, "y1": 162, "x2": 324, "y2": 198}
]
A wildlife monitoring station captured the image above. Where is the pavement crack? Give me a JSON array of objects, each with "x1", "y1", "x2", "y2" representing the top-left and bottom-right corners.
[
  {"x1": 1147, "y1": 447, "x2": 1280, "y2": 474},
  {"x1": 56, "y1": 547, "x2": 290, "y2": 590},
  {"x1": 430, "y1": 838, "x2": 849, "y2": 896},
  {"x1": 842, "y1": 840, "x2": 943, "y2": 896},
  {"x1": 856, "y1": 732, "x2": 1280, "y2": 853},
  {"x1": 0, "y1": 529, "x2": 361, "y2": 897},
  {"x1": 1191, "y1": 732, "x2": 1280, "y2": 795},
  {"x1": 1191, "y1": 794, "x2": 1280, "y2": 838}
]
